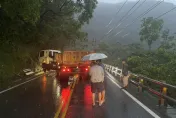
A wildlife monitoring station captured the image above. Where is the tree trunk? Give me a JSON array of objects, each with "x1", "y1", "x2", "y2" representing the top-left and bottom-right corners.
[
  {"x1": 148, "y1": 40, "x2": 152, "y2": 51},
  {"x1": 149, "y1": 45, "x2": 151, "y2": 51}
]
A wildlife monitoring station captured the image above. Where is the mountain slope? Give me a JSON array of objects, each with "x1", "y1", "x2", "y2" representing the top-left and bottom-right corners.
[{"x1": 83, "y1": 1, "x2": 176, "y2": 46}]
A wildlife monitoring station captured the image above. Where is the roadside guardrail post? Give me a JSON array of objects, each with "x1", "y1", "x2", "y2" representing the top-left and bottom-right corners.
[
  {"x1": 105, "y1": 64, "x2": 176, "y2": 107},
  {"x1": 138, "y1": 78, "x2": 144, "y2": 93},
  {"x1": 110, "y1": 66, "x2": 113, "y2": 74},
  {"x1": 141, "y1": 79, "x2": 144, "y2": 91},
  {"x1": 111, "y1": 66, "x2": 113, "y2": 73},
  {"x1": 107, "y1": 65, "x2": 109, "y2": 71},
  {"x1": 159, "y1": 86, "x2": 168, "y2": 106}
]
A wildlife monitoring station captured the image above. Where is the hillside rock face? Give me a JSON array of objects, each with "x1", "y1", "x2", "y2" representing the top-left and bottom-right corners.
[{"x1": 83, "y1": 1, "x2": 176, "y2": 46}]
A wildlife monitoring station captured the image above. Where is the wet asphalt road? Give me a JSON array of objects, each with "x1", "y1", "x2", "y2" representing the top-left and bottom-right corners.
[
  {"x1": 105, "y1": 74, "x2": 154, "y2": 118},
  {"x1": 0, "y1": 71, "x2": 161, "y2": 118},
  {"x1": 65, "y1": 73, "x2": 155, "y2": 118},
  {"x1": 0, "y1": 73, "x2": 68, "y2": 118}
]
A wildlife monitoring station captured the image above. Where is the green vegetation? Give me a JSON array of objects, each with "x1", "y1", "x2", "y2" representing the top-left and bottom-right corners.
[
  {"x1": 128, "y1": 49, "x2": 176, "y2": 85},
  {"x1": 84, "y1": 1, "x2": 176, "y2": 46},
  {"x1": 0, "y1": 0, "x2": 98, "y2": 85},
  {"x1": 98, "y1": 42, "x2": 145, "y2": 67},
  {"x1": 139, "y1": 17, "x2": 164, "y2": 50},
  {"x1": 99, "y1": 17, "x2": 176, "y2": 85},
  {"x1": 128, "y1": 17, "x2": 176, "y2": 85}
]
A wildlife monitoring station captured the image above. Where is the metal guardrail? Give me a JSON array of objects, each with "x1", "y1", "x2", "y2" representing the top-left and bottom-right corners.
[{"x1": 104, "y1": 64, "x2": 176, "y2": 107}]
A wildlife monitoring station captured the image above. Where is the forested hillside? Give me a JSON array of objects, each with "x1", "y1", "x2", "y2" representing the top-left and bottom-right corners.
[
  {"x1": 83, "y1": 1, "x2": 176, "y2": 47},
  {"x1": 93, "y1": 1, "x2": 176, "y2": 85},
  {"x1": 0, "y1": 0, "x2": 98, "y2": 85}
]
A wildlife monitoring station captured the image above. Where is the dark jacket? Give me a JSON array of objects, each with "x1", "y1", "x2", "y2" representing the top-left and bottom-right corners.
[{"x1": 122, "y1": 63, "x2": 128, "y2": 76}]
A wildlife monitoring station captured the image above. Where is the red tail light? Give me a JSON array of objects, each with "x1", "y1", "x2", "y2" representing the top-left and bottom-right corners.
[
  {"x1": 62, "y1": 69, "x2": 66, "y2": 72},
  {"x1": 67, "y1": 68, "x2": 70, "y2": 72},
  {"x1": 62, "y1": 68, "x2": 71, "y2": 72},
  {"x1": 85, "y1": 68, "x2": 88, "y2": 71}
]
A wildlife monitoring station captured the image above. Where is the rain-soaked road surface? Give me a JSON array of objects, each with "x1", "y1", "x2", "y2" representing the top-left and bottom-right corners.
[
  {"x1": 65, "y1": 72, "x2": 157, "y2": 118},
  {"x1": 0, "y1": 73, "x2": 67, "y2": 118},
  {"x1": 0, "y1": 71, "x2": 171, "y2": 118}
]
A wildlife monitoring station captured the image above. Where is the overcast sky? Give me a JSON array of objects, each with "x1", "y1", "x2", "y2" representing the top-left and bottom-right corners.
[{"x1": 98, "y1": 0, "x2": 176, "y2": 4}]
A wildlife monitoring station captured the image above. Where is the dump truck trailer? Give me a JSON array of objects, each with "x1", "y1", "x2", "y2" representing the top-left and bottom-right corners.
[{"x1": 56, "y1": 50, "x2": 95, "y2": 80}]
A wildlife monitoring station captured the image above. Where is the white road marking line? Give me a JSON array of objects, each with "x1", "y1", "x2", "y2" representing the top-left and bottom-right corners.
[
  {"x1": 106, "y1": 71, "x2": 161, "y2": 118},
  {"x1": 0, "y1": 75, "x2": 42, "y2": 95}
]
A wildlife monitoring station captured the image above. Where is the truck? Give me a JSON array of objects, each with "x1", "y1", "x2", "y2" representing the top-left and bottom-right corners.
[
  {"x1": 56, "y1": 50, "x2": 95, "y2": 81},
  {"x1": 39, "y1": 49, "x2": 95, "y2": 80},
  {"x1": 39, "y1": 49, "x2": 62, "y2": 72}
]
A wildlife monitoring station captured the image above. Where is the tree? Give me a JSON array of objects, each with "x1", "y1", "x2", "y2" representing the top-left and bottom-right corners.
[
  {"x1": 160, "y1": 29, "x2": 175, "y2": 50},
  {"x1": 0, "y1": 0, "x2": 98, "y2": 84},
  {"x1": 0, "y1": 0, "x2": 98, "y2": 48},
  {"x1": 128, "y1": 49, "x2": 176, "y2": 85},
  {"x1": 139, "y1": 17, "x2": 164, "y2": 50},
  {"x1": 36, "y1": 0, "x2": 98, "y2": 49},
  {"x1": 98, "y1": 41, "x2": 145, "y2": 66},
  {"x1": 127, "y1": 20, "x2": 176, "y2": 86}
]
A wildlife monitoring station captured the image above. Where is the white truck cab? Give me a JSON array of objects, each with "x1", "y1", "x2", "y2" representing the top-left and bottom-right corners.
[{"x1": 39, "y1": 49, "x2": 61, "y2": 71}]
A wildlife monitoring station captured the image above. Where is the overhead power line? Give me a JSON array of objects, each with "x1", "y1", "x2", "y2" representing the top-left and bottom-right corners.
[
  {"x1": 122, "y1": 33, "x2": 130, "y2": 38},
  {"x1": 115, "y1": 0, "x2": 176, "y2": 39},
  {"x1": 114, "y1": 0, "x2": 141, "y2": 29},
  {"x1": 101, "y1": 0, "x2": 145, "y2": 41},
  {"x1": 123, "y1": 6, "x2": 176, "y2": 37},
  {"x1": 101, "y1": 0, "x2": 142, "y2": 41},
  {"x1": 100, "y1": 0, "x2": 128, "y2": 41},
  {"x1": 115, "y1": 0, "x2": 147, "y2": 29},
  {"x1": 156, "y1": 6, "x2": 176, "y2": 19},
  {"x1": 113, "y1": 0, "x2": 164, "y2": 37},
  {"x1": 106, "y1": 0, "x2": 128, "y2": 28},
  {"x1": 106, "y1": 0, "x2": 141, "y2": 36}
]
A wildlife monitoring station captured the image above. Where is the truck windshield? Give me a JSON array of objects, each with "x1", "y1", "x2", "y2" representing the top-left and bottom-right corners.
[
  {"x1": 49, "y1": 51, "x2": 53, "y2": 58},
  {"x1": 49, "y1": 51, "x2": 61, "y2": 59},
  {"x1": 40, "y1": 51, "x2": 44, "y2": 57}
]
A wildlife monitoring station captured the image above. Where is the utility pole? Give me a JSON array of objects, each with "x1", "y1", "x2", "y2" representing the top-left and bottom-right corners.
[{"x1": 92, "y1": 38, "x2": 96, "y2": 52}]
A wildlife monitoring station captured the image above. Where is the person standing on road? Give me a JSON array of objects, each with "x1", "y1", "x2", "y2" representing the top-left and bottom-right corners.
[
  {"x1": 96, "y1": 59, "x2": 106, "y2": 103},
  {"x1": 89, "y1": 60, "x2": 105, "y2": 106},
  {"x1": 121, "y1": 59, "x2": 130, "y2": 90}
]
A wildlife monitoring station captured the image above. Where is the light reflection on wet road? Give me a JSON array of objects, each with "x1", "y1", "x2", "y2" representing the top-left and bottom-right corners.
[
  {"x1": 0, "y1": 72, "x2": 173, "y2": 118},
  {"x1": 0, "y1": 73, "x2": 69, "y2": 118},
  {"x1": 65, "y1": 75, "x2": 155, "y2": 118}
]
